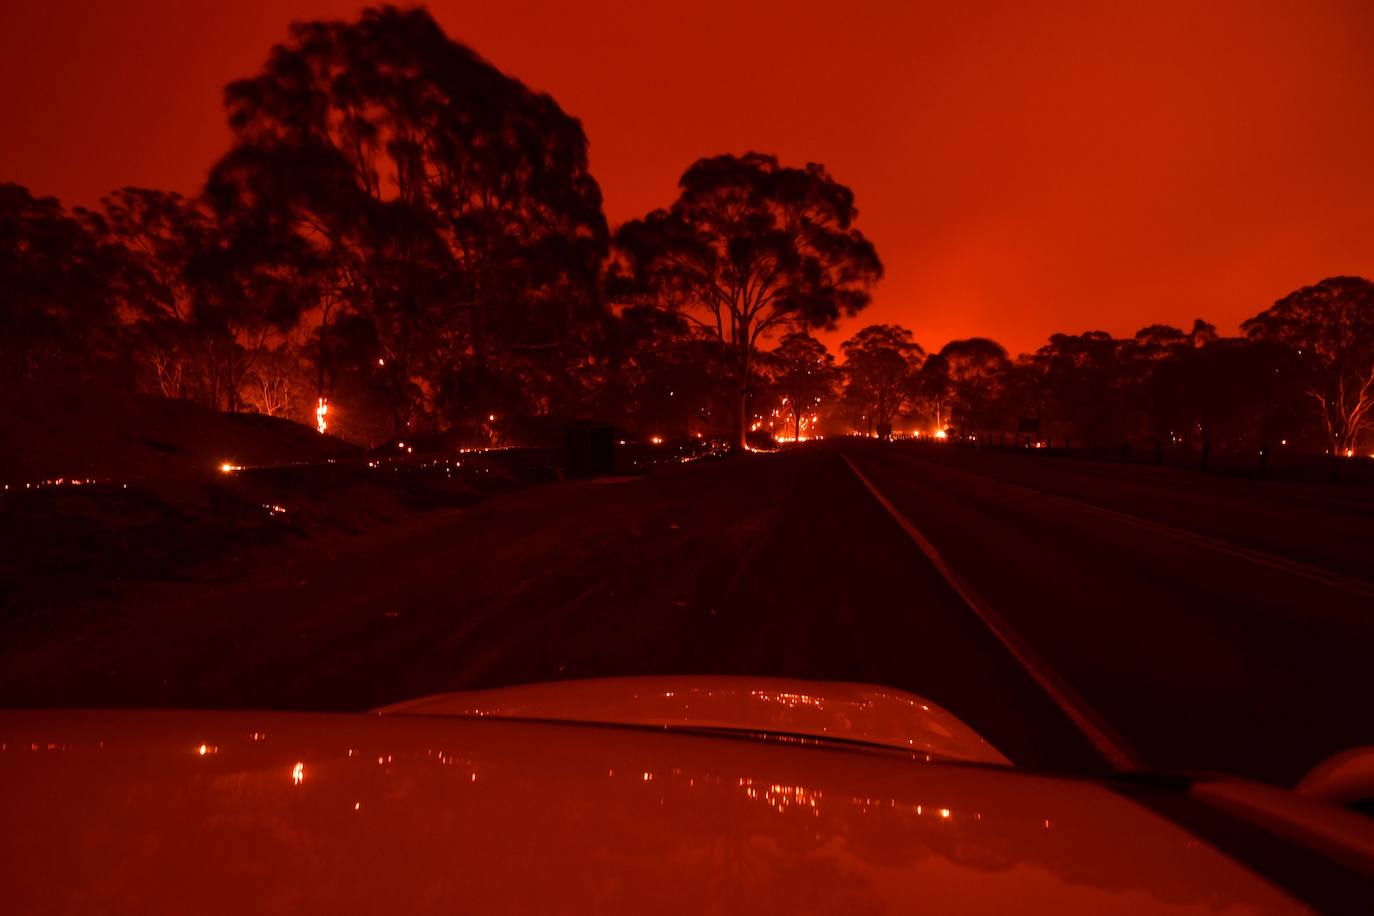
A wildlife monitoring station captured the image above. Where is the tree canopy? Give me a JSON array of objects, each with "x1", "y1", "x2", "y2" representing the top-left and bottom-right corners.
[
  {"x1": 208, "y1": 4, "x2": 609, "y2": 436},
  {"x1": 840, "y1": 324, "x2": 923, "y2": 437},
  {"x1": 1243, "y1": 276, "x2": 1374, "y2": 454},
  {"x1": 763, "y1": 332, "x2": 839, "y2": 441},
  {"x1": 0, "y1": 184, "x2": 135, "y2": 383},
  {"x1": 612, "y1": 152, "x2": 881, "y2": 449}
]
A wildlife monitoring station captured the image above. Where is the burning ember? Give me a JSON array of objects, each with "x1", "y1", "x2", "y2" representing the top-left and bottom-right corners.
[{"x1": 316, "y1": 397, "x2": 329, "y2": 435}]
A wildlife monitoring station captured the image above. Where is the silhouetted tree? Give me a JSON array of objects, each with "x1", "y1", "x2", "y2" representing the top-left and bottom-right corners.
[
  {"x1": 1189, "y1": 337, "x2": 1305, "y2": 453},
  {"x1": 612, "y1": 152, "x2": 881, "y2": 451},
  {"x1": 1034, "y1": 331, "x2": 1122, "y2": 447},
  {"x1": 1121, "y1": 320, "x2": 1215, "y2": 445},
  {"x1": 0, "y1": 184, "x2": 134, "y2": 383},
  {"x1": 604, "y1": 305, "x2": 723, "y2": 436},
  {"x1": 103, "y1": 188, "x2": 214, "y2": 401},
  {"x1": 764, "y1": 332, "x2": 838, "y2": 441},
  {"x1": 936, "y1": 337, "x2": 1010, "y2": 436},
  {"x1": 102, "y1": 187, "x2": 299, "y2": 412},
  {"x1": 209, "y1": 5, "x2": 607, "y2": 437},
  {"x1": 914, "y1": 353, "x2": 950, "y2": 432},
  {"x1": 996, "y1": 356, "x2": 1048, "y2": 438},
  {"x1": 1243, "y1": 276, "x2": 1374, "y2": 454},
  {"x1": 841, "y1": 324, "x2": 922, "y2": 436}
]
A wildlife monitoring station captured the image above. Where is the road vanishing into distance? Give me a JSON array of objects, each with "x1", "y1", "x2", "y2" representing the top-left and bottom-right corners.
[{"x1": 5, "y1": 440, "x2": 1374, "y2": 786}]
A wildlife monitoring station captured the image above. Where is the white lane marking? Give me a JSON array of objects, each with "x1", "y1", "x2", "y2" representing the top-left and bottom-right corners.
[
  {"x1": 898, "y1": 451, "x2": 1374, "y2": 602},
  {"x1": 841, "y1": 453, "x2": 1145, "y2": 773}
]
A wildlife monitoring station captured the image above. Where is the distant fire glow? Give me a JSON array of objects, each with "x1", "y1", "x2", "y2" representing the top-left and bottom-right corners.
[
  {"x1": 315, "y1": 397, "x2": 328, "y2": 435},
  {"x1": 292, "y1": 761, "x2": 305, "y2": 785},
  {"x1": 219, "y1": 462, "x2": 241, "y2": 473},
  {"x1": 934, "y1": 429, "x2": 948, "y2": 440}
]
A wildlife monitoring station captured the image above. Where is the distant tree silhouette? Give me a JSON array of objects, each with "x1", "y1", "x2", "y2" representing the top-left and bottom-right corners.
[
  {"x1": 604, "y1": 305, "x2": 724, "y2": 437},
  {"x1": 914, "y1": 353, "x2": 950, "y2": 432},
  {"x1": 1244, "y1": 276, "x2": 1374, "y2": 454},
  {"x1": 1034, "y1": 331, "x2": 1123, "y2": 447},
  {"x1": 995, "y1": 355, "x2": 1049, "y2": 438},
  {"x1": 103, "y1": 189, "x2": 213, "y2": 401},
  {"x1": 209, "y1": 5, "x2": 607, "y2": 438},
  {"x1": 935, "y1": 337, "x2": 1009, "y2": 436},
  {"x1": 1190, "y1": 337, "x2": 1305, "y2": 453},
  {"x1": 612, "y1": 152, "x2": 881, "y2": 451},
  {"x1": 102, "y1": 188, "x2": 302, "y2": 412},
  {"x1": 763, "y1": 332, "x2": 838, "y2": 441},
  {"x1": 1118, "y1": 320, "x2": 1215, "y2": 446},
  {"x1": 841, "y1": 324, "x2": 922, "y2": 436},
  {"x1": 0, "y1": 184, "x2": 133, "y2": 383}
]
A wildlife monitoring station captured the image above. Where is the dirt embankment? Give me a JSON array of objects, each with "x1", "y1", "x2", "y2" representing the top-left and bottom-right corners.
[
  {"x1": 1, "y1": 383, "x2": 357, "y2": 486},
  {"x1": 0, "y1": 385, "x2": 532, "y2": 614}
]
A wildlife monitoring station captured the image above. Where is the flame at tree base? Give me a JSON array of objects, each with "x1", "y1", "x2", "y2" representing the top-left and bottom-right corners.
[{"x1": 316, "y1": 397, "x2": 329, "y2": 435}]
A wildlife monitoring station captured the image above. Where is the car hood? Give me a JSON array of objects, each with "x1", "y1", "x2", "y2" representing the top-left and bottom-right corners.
[
  {"x1": 0, "y1": 688, "x2": 1309, "y2": 914},
  {"x1": 376, "y1": 675, "x2": 1011, "y2": 765}
]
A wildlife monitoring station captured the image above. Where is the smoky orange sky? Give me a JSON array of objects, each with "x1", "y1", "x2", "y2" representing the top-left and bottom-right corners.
[{"x1": 4, "y1": 0, "x2": 1373, "y2": 355}]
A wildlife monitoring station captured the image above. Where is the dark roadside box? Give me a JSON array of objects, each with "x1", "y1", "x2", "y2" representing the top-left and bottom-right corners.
[{"x1": 563, "y1": 422, "x2": 615, "y2": 477}]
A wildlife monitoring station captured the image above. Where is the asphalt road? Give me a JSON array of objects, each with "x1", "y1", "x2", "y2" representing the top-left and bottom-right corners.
[{"x1": 4, "y1": 440, "x2": 1372, "y2": 785}]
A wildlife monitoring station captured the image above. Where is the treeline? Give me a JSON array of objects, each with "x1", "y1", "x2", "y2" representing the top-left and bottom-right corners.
[
  {"x1": 3, "y1": 6, "x2": 1371, "y2": 457},
  {"x1": 762, "y1": 306, "x2": 1372, "y2": 459}
]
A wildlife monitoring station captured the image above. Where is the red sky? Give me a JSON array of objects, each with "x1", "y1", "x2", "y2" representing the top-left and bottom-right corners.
[{"x1": 4, "y1": 1, "x2": 1373, "y2": 355}]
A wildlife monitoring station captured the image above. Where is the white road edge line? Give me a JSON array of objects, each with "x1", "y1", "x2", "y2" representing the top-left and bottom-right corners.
[{"x1": 841, "y1": 452, "x2": 1145, "y2": 773}]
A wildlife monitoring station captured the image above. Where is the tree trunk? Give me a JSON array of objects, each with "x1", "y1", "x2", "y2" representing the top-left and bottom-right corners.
[
  {"x1": 732, "y1": 385, "x2": 748, "y2": 452},
  {"x1": 731, "y1": 340, "x2": 750, "y2": 453},
  {"x1": 226, "y1": 345, "x2": 237, "y2": 413}
]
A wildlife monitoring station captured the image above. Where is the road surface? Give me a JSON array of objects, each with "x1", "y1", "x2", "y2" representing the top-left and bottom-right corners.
[{"x1": 3, "y1": 440, "x2": 1372, "y2": 785}]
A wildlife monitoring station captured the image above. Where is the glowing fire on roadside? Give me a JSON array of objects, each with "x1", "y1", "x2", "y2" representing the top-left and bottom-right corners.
[
  {"x1": 933, "y1": 429, "x2": 948, "y2": 440},
  {"x1": 219, "y1": 462, "x2": 241, "y2": 474},
  {"x1": 316, "y1": 397, "x2": 329, "y2": 435}
]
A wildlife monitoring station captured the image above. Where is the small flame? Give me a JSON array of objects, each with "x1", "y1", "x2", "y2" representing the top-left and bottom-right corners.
[
  {"x1": 316, "y1": 397, "x2": 328, "y2": 435},
  {"x1": 292, "y1": 761, "x2": 304, "y2": 785}
]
